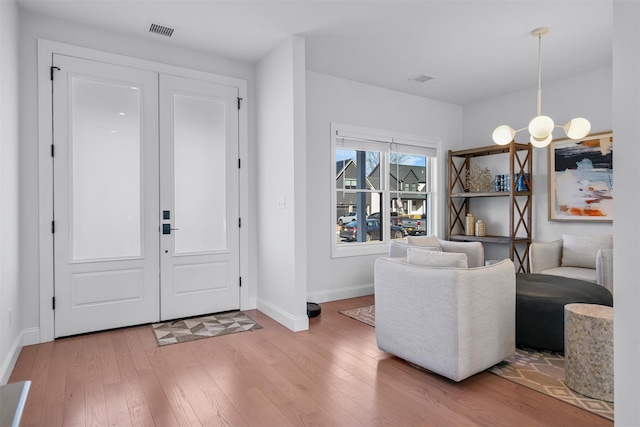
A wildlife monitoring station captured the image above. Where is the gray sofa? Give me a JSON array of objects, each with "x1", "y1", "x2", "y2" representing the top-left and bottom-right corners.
[{"x1": 375, "y1": 239, "x2": 515, "y2": 382}]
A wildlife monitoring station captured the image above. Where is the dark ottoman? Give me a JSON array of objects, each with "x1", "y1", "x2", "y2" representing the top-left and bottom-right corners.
[{"x1": 516, "y1": 273, "x2": 613, "y2": 352}]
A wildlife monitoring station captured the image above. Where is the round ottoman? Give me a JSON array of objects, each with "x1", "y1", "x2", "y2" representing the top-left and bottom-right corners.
[{"x1": 516, "y1": 273, "x2": 613, "y2": 351}]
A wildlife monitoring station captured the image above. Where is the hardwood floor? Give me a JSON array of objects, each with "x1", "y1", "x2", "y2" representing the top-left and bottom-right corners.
[{"x1": 10, "y1": 295, "x2": 612, "y2": 426}]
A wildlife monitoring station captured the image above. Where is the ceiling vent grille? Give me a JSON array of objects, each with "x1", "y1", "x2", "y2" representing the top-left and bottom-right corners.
[
  {"x1": 408, "y1": 74, "x2": 436, "y2": 84},
  {"x1": 146, "y1": 22, "x2": 176, "y2": 38}
]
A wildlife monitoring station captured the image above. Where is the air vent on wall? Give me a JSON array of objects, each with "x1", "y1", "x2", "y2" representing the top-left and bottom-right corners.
[
  {"x1": 408, "y1": 74, "x2": 436, "y2": 84},
  {"x1": 146, "y1": 21, "x2": 176, "y2": 38}
]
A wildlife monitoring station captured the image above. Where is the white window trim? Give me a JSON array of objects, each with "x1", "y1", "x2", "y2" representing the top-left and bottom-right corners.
[{"x1": 331, "y1": 123, "x2": 441, "y2": 258}]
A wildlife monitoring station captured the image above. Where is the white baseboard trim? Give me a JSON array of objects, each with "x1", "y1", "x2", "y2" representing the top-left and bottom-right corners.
[
  {"x1": 307, "y1": 283, "x2": 374, "y2": 304},
  {"x1": 256, "y1": 299, "x2": 309, "y2": 332},
  {"x1": 1, "y1": 327, "x2": 40, "y2": 385}
]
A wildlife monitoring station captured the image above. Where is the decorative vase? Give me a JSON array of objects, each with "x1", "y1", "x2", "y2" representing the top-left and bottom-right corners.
[
  {"x1": 465, "y1": 213, "x2": 475, "y2": 236},
  {"x1": 475, "y1": 220, "x2": 486, "y2": 237}
]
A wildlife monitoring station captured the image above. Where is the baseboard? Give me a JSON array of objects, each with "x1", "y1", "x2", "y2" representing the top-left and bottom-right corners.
[
  {"x1": 256, "y1": 299, "x2": 309, "y2": 332},
  {"x1": 0, "y1": 327, "x2": 40, "y2": 385},
  {"x1": 307, "y1": 283, "x2": 374, "y2": 304}
]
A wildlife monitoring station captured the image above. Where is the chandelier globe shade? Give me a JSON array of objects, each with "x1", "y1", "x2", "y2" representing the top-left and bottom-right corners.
[
  {"x1": 530, "y1": 133, "x2": 552, "y2": 148},
  {"x1": 528, "y1": 115, "x2": 554, "y2": 138},
  {"x1": 492, "y1": 125, "x2": 515, "y2": 145},
  {"x1": 491, "y1": 27, "x2": 591, "y2": 148},
  {"x1": 563, "y1": 118, "x2": 591, "y2": 139}
]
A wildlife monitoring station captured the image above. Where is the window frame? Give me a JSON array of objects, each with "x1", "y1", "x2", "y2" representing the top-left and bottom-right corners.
[{"x1": 331, "y1": 123, "x2": 440, "y2": 258}]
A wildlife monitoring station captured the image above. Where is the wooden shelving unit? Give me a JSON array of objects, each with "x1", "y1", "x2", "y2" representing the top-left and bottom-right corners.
[{"x1": 447, "y1": 141, "x2": 532, "y2": 272}]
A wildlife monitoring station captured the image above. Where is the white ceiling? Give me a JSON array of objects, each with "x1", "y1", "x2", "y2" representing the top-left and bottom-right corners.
[{"x1": 16, "y1": 0, "x2": 613, "y2": 106}]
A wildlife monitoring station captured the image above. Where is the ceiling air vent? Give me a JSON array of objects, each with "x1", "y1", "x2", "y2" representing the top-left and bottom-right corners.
[
  {"x1": 146, "y1": 21, "x2": 176, "y2": 38},
  {"x1": 408, "y1": 74, "x2": 436, "y2": 84}
]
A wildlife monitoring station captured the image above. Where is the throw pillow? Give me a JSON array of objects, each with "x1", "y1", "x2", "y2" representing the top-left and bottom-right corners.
[
  {"x1": 561, "y1": 234, "x2": 613, "y2": 269},
  {"x1": 407, "y1": 234, "x2": 441, "y2": 248},
  {"x1": 389, "y1": 240, "x2": 441, "y2": 258},
  {"x1": 407, "y1": 247, "x2": 468, "y2": 268}
]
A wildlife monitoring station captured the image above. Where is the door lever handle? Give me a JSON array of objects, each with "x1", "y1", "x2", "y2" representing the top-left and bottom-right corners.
[{"x1": 162, "y1": 224, "x2": 179, "y2": 234}]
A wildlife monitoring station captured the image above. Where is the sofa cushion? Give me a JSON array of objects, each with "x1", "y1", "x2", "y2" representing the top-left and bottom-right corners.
[
  {"x1": 561, "y1": 234, "x2": 613, "y2": 269},
  {"x1": 407, "y1": 248, "x2": 468, "y2": 268},
  {"x1": 407, "y1": 235, "x2": 441, "y2": 248},
  {"x1": 540, "y1": 267, "x2": 597, "y2": 284}
]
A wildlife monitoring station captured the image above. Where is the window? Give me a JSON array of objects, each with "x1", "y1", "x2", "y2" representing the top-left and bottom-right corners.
[
  {"x1": 344, "y1": 179, "x2": 357, "y2": 189},
  {"x1": 332, "y1": 124, "x2": 438, "y2": 257}
]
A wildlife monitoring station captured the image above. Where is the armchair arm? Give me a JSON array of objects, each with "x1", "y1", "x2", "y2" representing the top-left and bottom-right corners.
[
  {"x1": 596, "y1": 247, "x2": 614, "y2": 294},
  {"x1": 529, "y1": 239, "x2": 562, "y2": 274}
]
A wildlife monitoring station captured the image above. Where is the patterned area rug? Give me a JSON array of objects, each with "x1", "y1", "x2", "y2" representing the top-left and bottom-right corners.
[
  {"x1": 339, "y1": 305, "x2": 613, "y2": 421},
  {"x1": 151, "y1": 311, "x2": 262, "y2": 346},
  {"x1": 339, "y1": 304, "x2": 375, "y2": 326},
  {"x1": 488, "y1": 348, "x2": 614, "y2": 421}
]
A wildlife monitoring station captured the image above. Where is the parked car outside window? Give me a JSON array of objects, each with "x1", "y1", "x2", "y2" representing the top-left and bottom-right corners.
[
  {"x1": 401, "y1": 213, "x2": 427, "y2": 235},
  {"x1": 339, "y1": 219, "x2": 405, "y2": 242},
  {"x1": 367, "y1": 211, "x2": 403, "y2": 226},
  {"x1": 337, "y1": 212, "x2": 357, "y2": 225}
]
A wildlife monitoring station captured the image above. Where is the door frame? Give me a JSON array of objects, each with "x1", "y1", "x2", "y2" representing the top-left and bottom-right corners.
[{"x1": 37, "y1": 39, "x2": 250, "y2": 343}]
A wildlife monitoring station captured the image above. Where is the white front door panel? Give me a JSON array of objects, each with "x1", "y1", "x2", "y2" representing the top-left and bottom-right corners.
[
  {"x1": 159, "y1": 74, "x2": 240, "y2": 320},
  {"x1": 53, "y1": 54, "x2": 160, "y2": 337}
]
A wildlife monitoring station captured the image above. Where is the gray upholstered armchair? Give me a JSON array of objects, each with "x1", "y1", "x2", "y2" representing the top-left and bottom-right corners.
[
  {"x1": 529, "y1": 234, "x2": 613, "y2": 294},
  {"x1": 376, "y1": 238, "x2": 515, "y2": 382},
  {"x1": 375, "y1": 254, "x2": 515, "y2": 382}
]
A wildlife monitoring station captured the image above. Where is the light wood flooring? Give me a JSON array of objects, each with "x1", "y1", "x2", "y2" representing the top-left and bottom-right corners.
[{"x1": 10, "y1": 295, "x2": 612, "y2": 426}]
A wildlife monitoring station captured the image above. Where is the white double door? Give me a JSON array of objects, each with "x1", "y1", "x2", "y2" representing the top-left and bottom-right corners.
[{"x1": 52, "y1": 55, "x2": 240, "y2": 337}]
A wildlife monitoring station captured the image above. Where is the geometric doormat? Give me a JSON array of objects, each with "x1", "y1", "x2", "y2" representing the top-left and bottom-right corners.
[
  {"x1": 151, "y1": 311, "x2": 262, "y2": 346},
  {"x1": 339, "y1": 305, "x2": 613, "y2": 421}
]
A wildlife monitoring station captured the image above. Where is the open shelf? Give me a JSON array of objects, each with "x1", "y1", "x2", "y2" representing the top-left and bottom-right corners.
[{"x1": 447, "y1": 140, "x2": 532, "y2": 273}]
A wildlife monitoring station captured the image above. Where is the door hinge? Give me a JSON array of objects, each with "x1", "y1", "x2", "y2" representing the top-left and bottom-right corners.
[
  {"x1": 51, "y1": 220, "x2": 55, "y2": 234},
  {"x1": 237, "y1": 97, "x2": 242, "y2": 110},
  {"x1": 238, "y1": 158, "x2": 241, "y2": 169},
  {"x1": 238, "y1": 218, "x2": 241, "y2": 228},
  {"x1": 50, "y1": 66, "x2": 60, "y2": 81},
  {"x1": 52, "y1": 296, "x2": 56, "y2": 310},
  {"x1": 239, "y1": 277, "x2": 242, "y2": 287},
  {"x1": 51, "y1": 144, "x2": 55, "y2": 158}
]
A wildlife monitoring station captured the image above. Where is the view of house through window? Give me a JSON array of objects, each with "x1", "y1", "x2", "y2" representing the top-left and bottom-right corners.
[{"x1": 334, "y1": 131, "x2": 435, "y2": 250}]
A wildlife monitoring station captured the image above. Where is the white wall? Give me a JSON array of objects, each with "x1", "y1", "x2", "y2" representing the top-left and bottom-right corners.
[
  {"x1": 463, "y1": 67, "x2": 613, "y2": 261},
  {"x1": 0, "y1": 0, "x2": 22, "y2": 384},
  {"x1": 255, "y1": 36, "x2": 309, "y2": 331},
  {"x1": 17, "y1": 11, "x2": 258, "y2": 336},
  {"x1": 305, "y1": 71, "x2": 463, "y2": 302},
  {"x1": 613, "y1": 1, "x2": 640, "y2": 424}
]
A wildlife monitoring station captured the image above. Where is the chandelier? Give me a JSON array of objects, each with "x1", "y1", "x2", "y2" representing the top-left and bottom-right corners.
[{"x1": 492, "y1": 27, "x2": 591, "y2": 148}]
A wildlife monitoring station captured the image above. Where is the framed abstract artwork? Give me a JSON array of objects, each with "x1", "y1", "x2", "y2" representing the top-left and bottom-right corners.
[{"x1": 548, "y1": 131, "x2": 613, "y2": 222}]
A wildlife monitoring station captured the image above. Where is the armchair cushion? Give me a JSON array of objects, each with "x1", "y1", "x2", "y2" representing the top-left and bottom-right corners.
[
  {"x1": 561, "y1": 234, "x2": 613, "y2": 269},
  {"x1": 407, "y1": 248, "x2": 468, "y2": 268}
]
